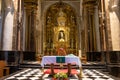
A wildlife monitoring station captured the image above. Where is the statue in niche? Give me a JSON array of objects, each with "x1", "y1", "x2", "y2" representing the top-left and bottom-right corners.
[{"x1": 58, "y1": 30, "x2": 65, "y2": 42}]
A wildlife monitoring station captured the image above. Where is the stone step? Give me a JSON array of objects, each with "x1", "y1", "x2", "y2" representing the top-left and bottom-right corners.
[
  {"x1": 19, "y1": 63, "x2": 42, "y2": 69},
  {"x1": 82, "y1": 63, "x2": 106, "y2": 69}
]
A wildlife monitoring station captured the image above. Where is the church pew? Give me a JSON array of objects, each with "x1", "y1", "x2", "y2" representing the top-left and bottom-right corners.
[{"x1": 0, "y1": 60, "x2": 9, "y2": 77}]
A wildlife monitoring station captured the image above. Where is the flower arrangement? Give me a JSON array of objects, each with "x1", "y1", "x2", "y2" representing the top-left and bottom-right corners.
[{"x1": 53, "y1": 72, "x2": 68, "y2": 80}]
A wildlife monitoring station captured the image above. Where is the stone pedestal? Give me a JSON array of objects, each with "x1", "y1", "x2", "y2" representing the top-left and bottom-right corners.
[
  {"x1": 107, "y1": 51, "x2": 120, "y2": 78},
  {"x1": 108, "y1": 65, "x2": 120, "y2": 78}
]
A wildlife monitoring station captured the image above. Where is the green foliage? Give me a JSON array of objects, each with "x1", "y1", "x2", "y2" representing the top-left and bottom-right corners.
[{"x1": 54, "y1": 72, "x2": 68, "y2": 79}]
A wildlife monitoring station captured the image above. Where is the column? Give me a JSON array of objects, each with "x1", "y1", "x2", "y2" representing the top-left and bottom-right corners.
[
  {"x1": 35, "y1": 0, "x2": 42, "y2": 57},
  {"x1": 98, "y1": 0, "x2": 105, "y2": 63},
  {"x1": 24, "y1": 1, "x2": 37, "y2": 51},
  {"x1": 25, "y1": 9, "x2": 30, "y2": 50},
  {"x1": 103, "y1": 0, "x2": 112, "y2": 50},
  {"x1": 40, "y1": 0, "x2": 44, "y2": 56},
  {"x1": 2, "y1": 0, "x2": 14, "y2": 50},
  {"x1": 94, "y1": 6, "x2": 101, "y2": 51},
  {"x1": 88, "y1": 12, "x2": 92, "y2": 51},
  {"x1": 0, "y1": 0, "x2": 2, "y2": 49},
  {"x1": 23, "y1": 9, "x2": 26, "y2": 51},
  {"x1": 78, "y1": 0, "x2": 83, "y2": 55},
  {"x1": 83, "y1": 7, "x2": 88, "y2": 58},
  {"x1": 109, "y1": 0, "x2": 120, "y2": 50},
  {"x1": 106, "y1": 0, "x2": 120, "y2": 77},
  {"x1": 103, "y1": 0, "x2": 112, "y2": 64}
]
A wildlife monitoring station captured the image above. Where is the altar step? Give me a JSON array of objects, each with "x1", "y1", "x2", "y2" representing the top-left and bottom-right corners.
[
  {"x1": 82, "y1": 63, "x2": 106, "y2": 69},
  {"x1": 19, "y1": 63, "x2": 106, "y2": 69},
  {"x1": 19, "y1": 61, "x2": 106, "y2": 70},
  {"x1": 19, "y1": 63, "x2": 79, "y2": 69},
  {"x1": 19, "y1": 61, "x2": 42, "y2": 69}
]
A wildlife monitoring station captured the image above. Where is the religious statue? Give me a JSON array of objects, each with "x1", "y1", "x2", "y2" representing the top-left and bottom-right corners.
[{"x1": 58, "y1": 31, "x2": 65, "y2": 41}]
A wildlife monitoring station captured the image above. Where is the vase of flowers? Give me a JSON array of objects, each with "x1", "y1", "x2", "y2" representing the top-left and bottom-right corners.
[{"x1": 52, "y1": 72, "x2": 68, "y2": 80}]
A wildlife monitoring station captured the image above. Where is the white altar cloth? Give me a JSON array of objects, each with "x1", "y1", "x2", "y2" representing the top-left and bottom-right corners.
[{"x1": 41, "y1": 56, "x2": 81, "y2": 67}]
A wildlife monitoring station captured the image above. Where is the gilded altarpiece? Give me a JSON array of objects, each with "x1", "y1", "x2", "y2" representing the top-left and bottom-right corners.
[{"x1": 44, "y1": 2, "x2": 78, "y2": 56}]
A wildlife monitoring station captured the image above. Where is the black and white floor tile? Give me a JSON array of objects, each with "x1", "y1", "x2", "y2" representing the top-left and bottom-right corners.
[
  {"x1": 81, "y1": 69, "x2": 114, "y2": 80},
  {"x1": 5, "y1": 68, "x2": 43, "y2": 80},
  {"x1": 4, "y1": 68, "x2": 117, "y2": 80}
]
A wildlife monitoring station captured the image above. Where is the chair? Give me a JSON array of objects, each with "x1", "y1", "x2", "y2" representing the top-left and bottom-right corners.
[{"x1": 0, "y1": 60, "x2": 9, "y2": 77}]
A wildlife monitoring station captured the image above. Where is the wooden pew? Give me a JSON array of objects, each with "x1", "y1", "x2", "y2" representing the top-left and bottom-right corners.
[{"x1": 0, "y1": 60, "x2": 9, "y2": 77}]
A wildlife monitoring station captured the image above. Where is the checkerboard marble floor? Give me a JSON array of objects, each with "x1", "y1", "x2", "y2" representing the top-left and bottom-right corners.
[{"x1": 3, "y1": 68, "x2": 119, "y2": 80}]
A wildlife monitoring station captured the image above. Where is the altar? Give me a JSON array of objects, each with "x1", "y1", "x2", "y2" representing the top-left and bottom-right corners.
[{"x1": 41, "y1": 56, "x2": 81, "y2": 67}]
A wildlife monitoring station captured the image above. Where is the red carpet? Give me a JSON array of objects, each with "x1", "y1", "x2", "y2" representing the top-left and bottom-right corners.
[{"x1": 44, "y1": 69, "x2": 78, "y2": 74}]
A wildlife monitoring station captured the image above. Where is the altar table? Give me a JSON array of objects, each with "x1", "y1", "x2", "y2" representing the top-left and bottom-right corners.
[{"x1": 41, "y1": 56, "x2": 81, "y2": 67}]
